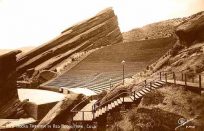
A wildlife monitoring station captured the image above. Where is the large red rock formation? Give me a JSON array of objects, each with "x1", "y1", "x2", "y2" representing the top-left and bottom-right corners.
[
  {"x1": 17, "y1": 8, "x2": 123, "y2": 75},
  {"x1": 0, "y1": 50, "x2": 28, "y2": 118},
  {"x1": 176, "y1": 11, "x2": 204, "y2": 46}
]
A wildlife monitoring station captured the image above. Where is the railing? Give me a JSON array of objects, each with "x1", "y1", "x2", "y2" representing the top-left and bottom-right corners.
[
  {"x1": 71, "y1": 71, "x2": 204, "y2": 122},
  {"x1": 160, "y1": 71, "x2": 204, "y2": 91},
  {"x1": 93, "y1": 91, "x2": 131, "y2": 111},
  {"x1": 93, "y1": 72, "x2": 162, "y2": 111},
  {"x1": 71, "y1": 96, "x2": 94, "y2": 121}
]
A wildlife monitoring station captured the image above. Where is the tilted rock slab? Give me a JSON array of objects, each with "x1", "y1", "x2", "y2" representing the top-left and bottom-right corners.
[
  {"x1": 33, "y1": 94, "x2": 84, "y2": 131},
  {"x1": 17, "y1": 8, "x2": 123, "y2": 75}
]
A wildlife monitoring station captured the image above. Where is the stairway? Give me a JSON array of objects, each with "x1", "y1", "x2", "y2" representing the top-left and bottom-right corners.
[{"x1": 72, "y1": 80, "x2": 166, "y2": 122}]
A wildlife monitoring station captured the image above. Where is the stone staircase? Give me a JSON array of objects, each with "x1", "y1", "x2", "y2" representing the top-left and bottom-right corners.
[{"x1": 72, "y1": 80, "x2": 166, "y2": 122}]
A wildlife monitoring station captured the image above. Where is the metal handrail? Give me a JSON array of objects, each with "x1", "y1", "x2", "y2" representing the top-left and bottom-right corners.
[
  {"x1": 71, "y1": 71, "x2": 204, "y2": 122},
  {"x1": 71, "y1": 96, "x2": 91, "y2": 112},
  {"x1": 93, "y1": 91, "x2": 131, "y2": 111},
  {"x1": 93, "y1": 73, "x2": 162, "y2": 111}
]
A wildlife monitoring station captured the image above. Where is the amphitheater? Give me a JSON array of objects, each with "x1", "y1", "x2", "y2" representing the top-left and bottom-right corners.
[{"x1": 40, "y1": 38, "x2": 173, "y2": 94}]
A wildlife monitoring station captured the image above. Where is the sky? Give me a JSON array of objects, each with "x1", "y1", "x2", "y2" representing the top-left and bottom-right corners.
[{"x1": 0, "y1": 0, "x2": 203, "y2": 49}]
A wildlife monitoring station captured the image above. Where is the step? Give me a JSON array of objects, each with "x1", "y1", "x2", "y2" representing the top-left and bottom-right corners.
[
  {"x1": 117, "y1": 98, "x2": 122, "y2": 104},
  {"x1": 123, "y1": 97, "x2": 133, "y2": 102},
  {"x1": 111, "y1": 102, "x2": 115, "y2": 108},
  {"x1": 136, "y1": 92, "x2": 143, "y2": 97},
  {"x1": 120, "y1": 97, "x2": 124, "y2": 102},
  {"x1": 154, "y1": 82, "x2": 162, "y2": 87},
  {"x1": 95, "y1": 110, "x2": 99, "y2": 117},
  {"x1": 134, "y1": 94, "x2": 140, "y2": 99},
  {"x1": 144, "y1": 88, "x2": 151, "y2": 92},
  {"x1": 114, "y1": 101, "x2": 119, "y2": 106},
  {"x1": 130, "y1": 96, "x2": 134, "y2": 100},
  {"x1": 102, "y1": 107, "x2": 106, "y2": 114},
  {"x1": 139, "y1": 90, "x2": 146, "y2": 95},
  {"x1": 151, "y1": 84, "x2": 158, "y2": 88},
  {"x1": 156, "y1": 80, "x2": 166, "y2": 85},
  {"x1": 147, "y1": 86, "x2": 156, "y2": 90},
  {"x1": 99, "y1": 109, "x2": 103, "y2": 116},
  {"x1": 108, "y1": 104, "x2": 112, "y2": 110},
  {"x1": 142, "y1": 88, "x2": 150, "y2": 93}
]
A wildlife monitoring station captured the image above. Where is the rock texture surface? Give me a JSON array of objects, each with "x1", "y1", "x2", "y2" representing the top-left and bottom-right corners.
[
  {"x1": 33, "y1": 94, "x2": 84, "y2": 131},
  {"x1": 0, "y1": 50, "x2": 28, "y2": 118},
  {"x1": 176, "y1": 11, "x2": 204, "y2": 46},
  {"x1": 17, "y1": 8, "x2": 122, "y2": 76}
]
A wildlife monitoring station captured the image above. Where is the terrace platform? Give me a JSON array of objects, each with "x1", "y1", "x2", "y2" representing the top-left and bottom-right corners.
[{"x1": 18, "y1": 89, "x2": 65, "y2": 120}]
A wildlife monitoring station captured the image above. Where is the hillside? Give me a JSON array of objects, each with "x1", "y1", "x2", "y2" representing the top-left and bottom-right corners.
[
  {"x1": 122, "y1": 18, "x2": 184, "y2": 42},
  {"x1": 106, "y1": 85, "x2": 204, "y2": 130},
  {"x1": 100, "y1": 11, "x2": 204, "y2": 131},
  {"x1": 123, "y1": 11, "x2": 204, "y2": 43}
]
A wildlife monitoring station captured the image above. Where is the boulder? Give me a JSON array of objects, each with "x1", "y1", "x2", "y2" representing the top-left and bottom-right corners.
[
  {"x1": 33, "y1": 94, "x2": 84, "y2": 131},
  {"x1": 176, "y1": 12, "x2": 204, "y2": 46}
]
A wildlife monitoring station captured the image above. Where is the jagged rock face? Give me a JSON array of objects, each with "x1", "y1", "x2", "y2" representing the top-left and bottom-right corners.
[
  {"x1": 176, "y1": 11, "x2": 204, "y2": 46},
  {"x1": 17, "y1": 8, "x2": 123, "y2": 76}
]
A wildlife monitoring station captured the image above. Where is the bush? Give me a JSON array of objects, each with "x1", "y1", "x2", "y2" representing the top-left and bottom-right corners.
[
  {"x1": 170, "y1": 43, "x2": 185, "y2": 56},
  {"x1": 141, "y1": 91, "x2": 165, "y2": 106}
]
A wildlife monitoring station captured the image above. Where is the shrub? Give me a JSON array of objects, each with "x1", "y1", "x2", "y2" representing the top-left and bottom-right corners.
[
  {"x1": 170, "y1": 43, "x2": 185, "y2": 56},
  {"x1": 141, "y1": 91, "x2": 165, "y2": 106}
]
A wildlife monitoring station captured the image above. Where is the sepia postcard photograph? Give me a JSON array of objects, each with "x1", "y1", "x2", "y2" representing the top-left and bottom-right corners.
[{"x1": 0, "y1": 0, "x2": 204, "y2": 130}]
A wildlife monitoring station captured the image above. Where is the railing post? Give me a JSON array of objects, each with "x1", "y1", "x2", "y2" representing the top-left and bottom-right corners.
[
  {"x1": 181, "y1": 73, "x2": 184, "y2": 81},
  {"x1": 185, "y1": 74, "x2": 187, "y2": 90},
  {"x1": 134, "y1": 91, "x2": 136, "y2": 100},
  {"x1": 160, "y1": 72, "x2": 161, "y2": 80},
  {"x1": 83, "y1": 112, "x2": 84, "y2": 121},
  {"x1": 199, "y1": 75, "x2": 202, "y2": 94},
  {"x1": 93, "y1": 104, "x2": 95, "y2": 112},
  {"x1": 123, "y1": 97, "x2": 124, "y2": 102},
  {"x1": 165, "y1": 73, "x2": 167, "y2": 83},
  {"x1": 192, "y1": 76, "x2": 194, "y2": 83},
  {"x1": 145, "y1": 80, "x2": 147, "y2": 87},
  {"x1": 72, "y1": 113, "x2": 73, "y2": 121},
  {"x1": 173, "y1": 72, "x2": 176, "y2": 84},
  {"x1": 150, "y1": 82, "x2": 152, "y2": 88},
  {"x1": 93, "y1": 111, "x2": 95, "y2": 119}
]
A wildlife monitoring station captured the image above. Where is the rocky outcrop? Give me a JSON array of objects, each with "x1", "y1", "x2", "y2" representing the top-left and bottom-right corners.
[
  {"x1": 17, "y1": 8, "x2": 123, "y2": 76},
  {"x1": 176, "y1": 11, "x2": 204, "y2": 46},
  {"x1": 33, "y1": 94, "x2": 84, "y2": 131},
  {"x1": 0, "y1": 50, "x2": 27, "y2": 118}
]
